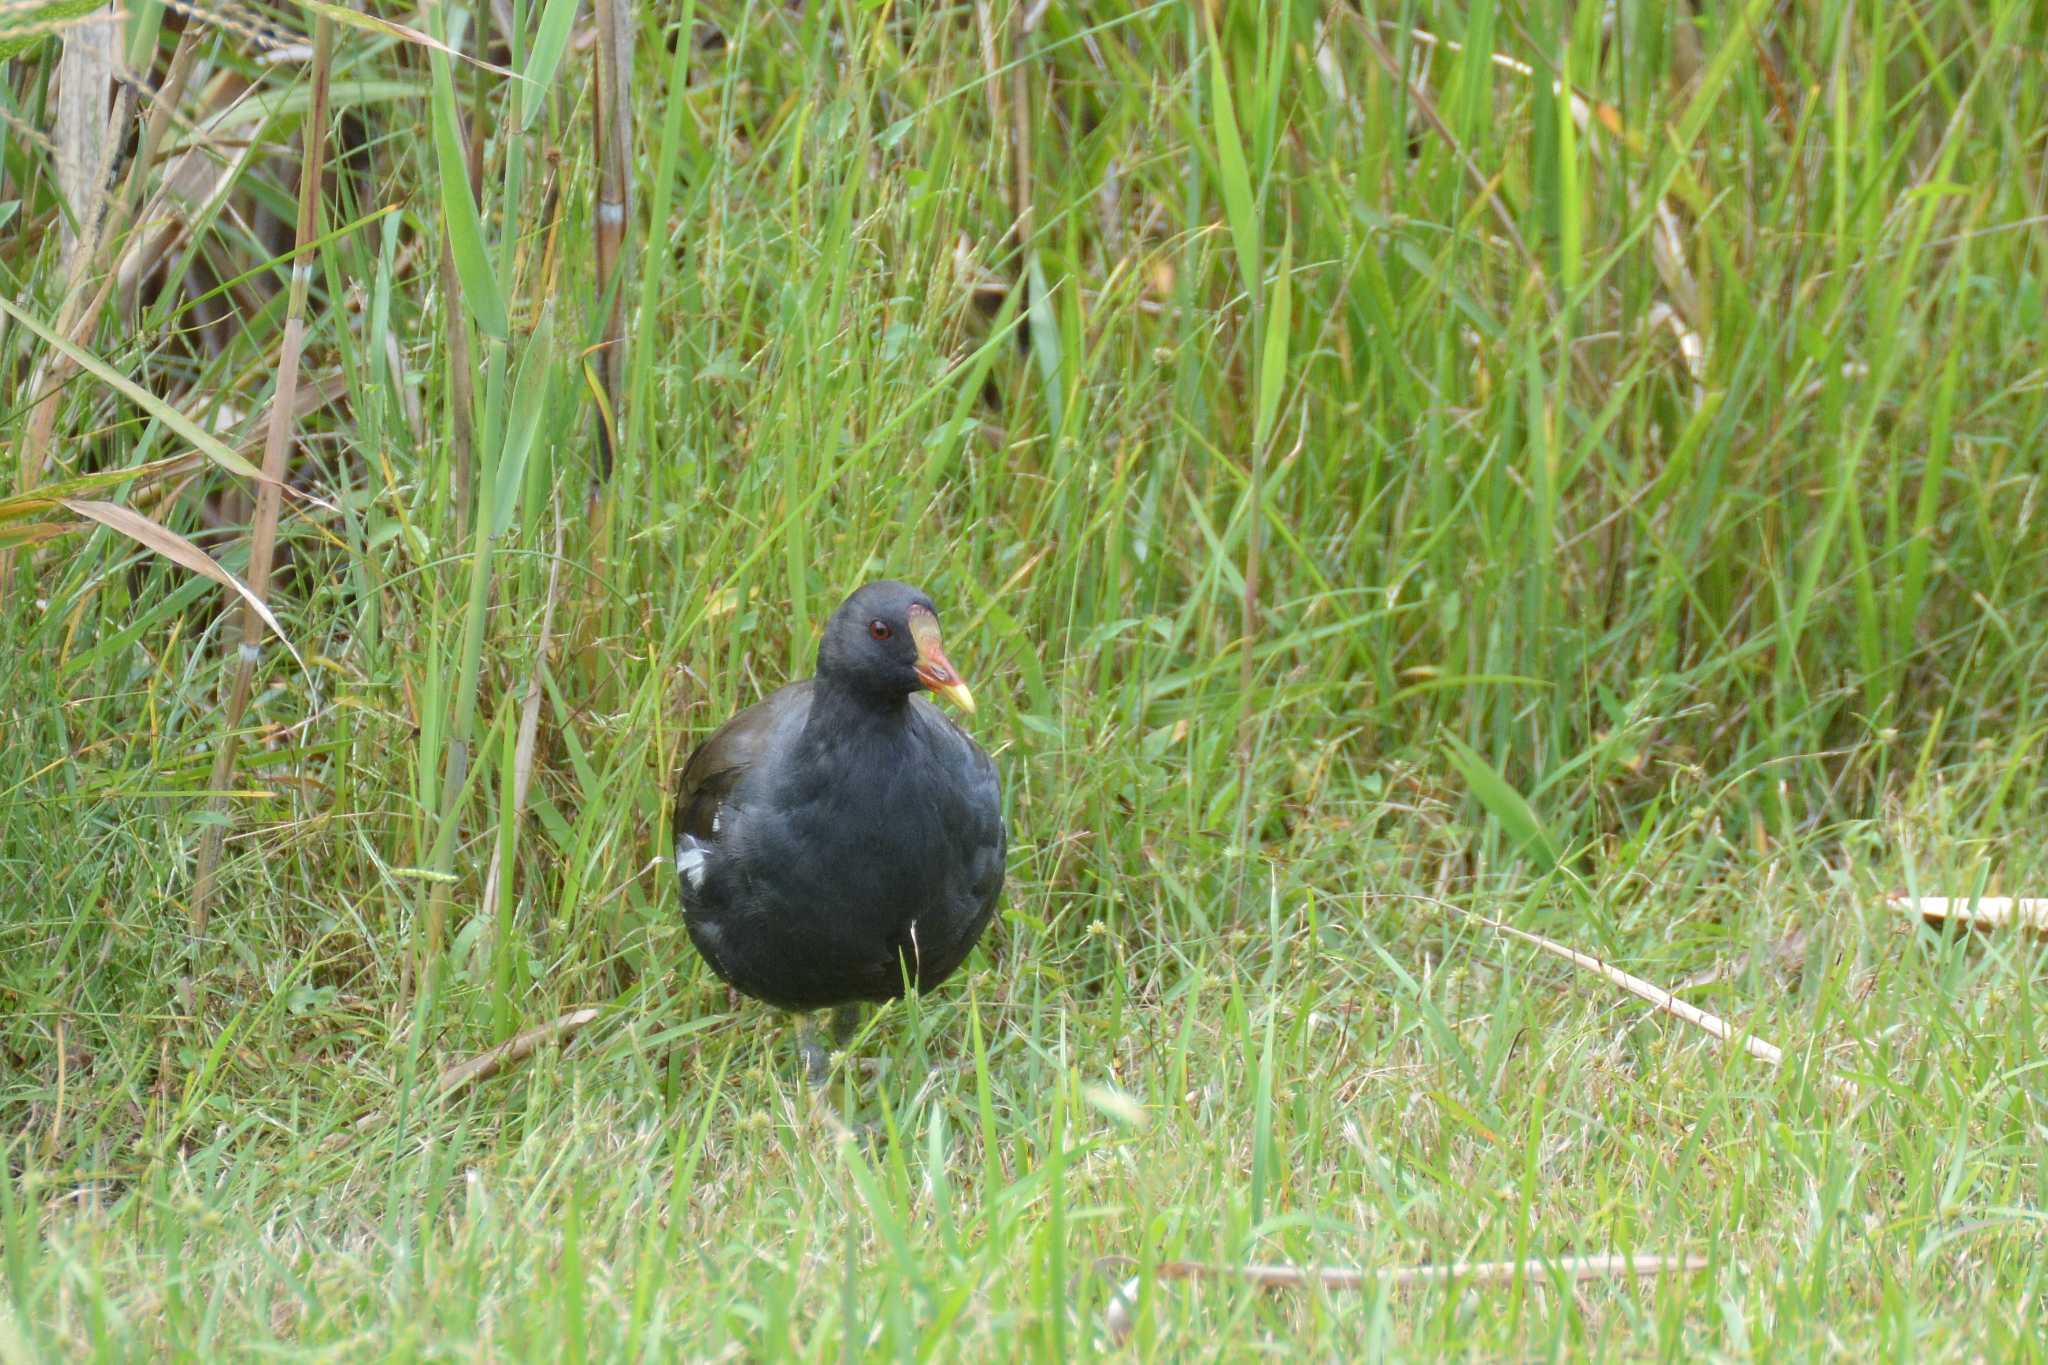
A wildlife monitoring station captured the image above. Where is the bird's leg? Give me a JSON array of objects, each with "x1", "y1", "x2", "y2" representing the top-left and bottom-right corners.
[
  {"x1": 797, "y1": 1007, "x2": 865, "y2": 1088},
  {"x1": 829, "y1": 1004, "x2": 862, "y2": 1049},
  {"x1": 797, "y1": 1014, "x2": 831, "y2": 1087}
]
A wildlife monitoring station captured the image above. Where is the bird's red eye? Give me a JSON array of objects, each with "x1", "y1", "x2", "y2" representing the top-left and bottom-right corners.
[{"x1": 869, "y1": 619, "x2": 892, "y2": 640}]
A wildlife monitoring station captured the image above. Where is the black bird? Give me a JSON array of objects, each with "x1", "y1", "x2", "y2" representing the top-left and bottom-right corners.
[{"x1": 672, "y1": 581, "x2": 1005, "y2": 1080}]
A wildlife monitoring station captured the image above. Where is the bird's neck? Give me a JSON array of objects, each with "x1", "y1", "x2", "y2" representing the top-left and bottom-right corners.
[{"x1": 801, "y1": 674, "x2": 911, "y2": 750}]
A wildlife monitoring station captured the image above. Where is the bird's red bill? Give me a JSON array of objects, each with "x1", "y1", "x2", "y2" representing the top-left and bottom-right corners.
[{"x1": 908, "y1": 605, "x2": 975, "y2": 713}]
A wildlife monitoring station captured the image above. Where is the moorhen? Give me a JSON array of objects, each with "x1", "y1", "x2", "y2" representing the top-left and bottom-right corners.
[{"x1": 672, "y1": 581, "x2": 1005, "y2": 1080}]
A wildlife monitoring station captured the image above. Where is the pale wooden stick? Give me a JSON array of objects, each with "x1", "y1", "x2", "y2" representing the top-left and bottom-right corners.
[
  {"x1": 1473, "y1": 915, "x2": 1785, "y2": 1067},
  {"x1": 324, "y1": 1007, "x2": 604, "y2": 1149},
  {"x1": 434, "y1": 1007, "x2": 603, "y2": 1097},
  {"x1": 1887, "y1": 895, "x2": 2048, "y2": 935},
  {"x1": 1448, "y1": 907, "x2": 1857, "y2": 1099}
]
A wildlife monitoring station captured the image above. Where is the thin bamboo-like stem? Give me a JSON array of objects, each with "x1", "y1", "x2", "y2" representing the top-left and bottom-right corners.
[
  {"x1": 1007, "y1": 2, "x2": 1034, "y2": 245},
  {"x1": 439, "y1": 232, "x2": 479, "y2": 530},
  {"x1": 55, "y1": 3, "x2": 118, "y2": 266},
  {"x1": 441, "y1": 3, "x2": 485, "y2": 532},
  {"x1": 590, "y1": 0, "x2": 631, "y2": 478},
  {"x1": 190, "y1": 17, "x2": 334, "y2": 932}
]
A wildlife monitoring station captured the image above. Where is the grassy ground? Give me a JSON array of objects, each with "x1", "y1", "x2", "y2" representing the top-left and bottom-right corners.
[{"x1": 4, "y1": 0, "x2": 2048, "y2": 1357}]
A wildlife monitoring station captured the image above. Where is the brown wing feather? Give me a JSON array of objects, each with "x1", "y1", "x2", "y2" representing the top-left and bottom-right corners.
[{"x1": 672, "y1": 680, "x2": 813, "y2": 842}]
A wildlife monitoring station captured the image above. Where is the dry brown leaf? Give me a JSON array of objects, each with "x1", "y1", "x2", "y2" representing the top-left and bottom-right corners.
[
  {"x1": 298, "y1": 0, "x2": 523, "y2": 79},
  {"x1": 61, "y1": 498, "x2": 300, "y2": 665}
]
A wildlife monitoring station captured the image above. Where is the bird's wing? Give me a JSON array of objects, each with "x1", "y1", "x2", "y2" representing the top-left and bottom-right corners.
[{"x1": 673, "y1": 680, "x2": 813, "y2": 843}]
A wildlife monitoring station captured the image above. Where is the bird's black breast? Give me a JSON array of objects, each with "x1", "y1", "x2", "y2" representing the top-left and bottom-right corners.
[{"x1": 673, "y1": 690, "x2": 1003, "y2": 1011}]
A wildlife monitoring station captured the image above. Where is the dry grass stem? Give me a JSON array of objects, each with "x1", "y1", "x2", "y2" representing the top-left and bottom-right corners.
[{"x1": 190, "y1": 15, "x2": 334, "y2": 928}]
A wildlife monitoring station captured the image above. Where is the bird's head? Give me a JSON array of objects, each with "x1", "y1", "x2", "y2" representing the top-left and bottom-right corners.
[{"x1": 817, "y1": 580, "x2": 975, "y2": 713}]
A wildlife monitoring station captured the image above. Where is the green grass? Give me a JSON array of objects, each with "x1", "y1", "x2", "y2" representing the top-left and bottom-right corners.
[{"x1": 4, "y1": 0, "x2": 2048, "y2": 1356}]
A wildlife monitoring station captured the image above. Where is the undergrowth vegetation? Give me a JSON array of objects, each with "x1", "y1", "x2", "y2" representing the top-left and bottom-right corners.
[{"x1": 3, "y1": 0, "x2": 2046, "y2": 1356}]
